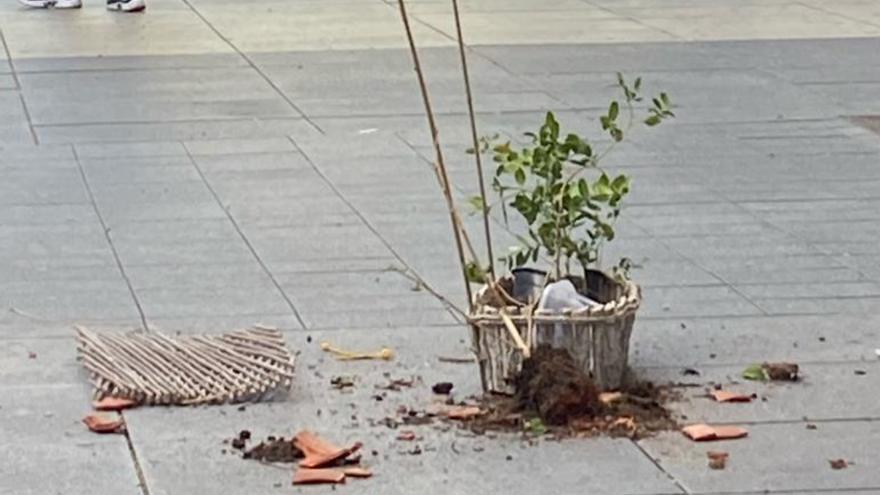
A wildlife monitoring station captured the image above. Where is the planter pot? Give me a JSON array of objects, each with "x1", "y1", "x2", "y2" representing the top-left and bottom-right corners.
[{"x1": 468, "y1": 269, "x2": 641, "y2": 395}]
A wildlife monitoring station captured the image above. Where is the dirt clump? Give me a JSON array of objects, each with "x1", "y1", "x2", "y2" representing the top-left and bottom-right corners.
[
  {"x1": 242, "y1": 436, "x2": 304, "y2": 463},
  {"x1": 514, "y1": 345, "x2": 600, "y2": 426}
]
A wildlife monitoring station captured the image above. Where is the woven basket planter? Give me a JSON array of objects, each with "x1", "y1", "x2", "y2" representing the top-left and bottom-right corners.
[{"x1": 468, "y1": 269, "x2": 641, "y2": 395}]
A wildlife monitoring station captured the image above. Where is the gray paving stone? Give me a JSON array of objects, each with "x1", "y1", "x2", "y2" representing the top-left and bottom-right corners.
[
  {"x1": 636, "y1": 361, "x2": 880, "y2": 424},
  {"x1": 146, "y1": 313, "x2": 303, "y2": 333},
  {"x1": 630, "y1": 314, "x2": 880, "y2": 368},
  {"x1": 125, "y1": 325, "x2": 681, "y2": 495},
  {"x1": 0, "y1": 384, "x2": 143, "y2": 495},
  {"x1": 37, "y1": 117, "x2": 319, "y2": 144},
  {"x1": 0, "y1": 279, "x2": 140, "y2": 321},
  {"x1": 14, "y1": 53, "x2": 247, "y2": 73},
  {"x1": 74, "y1": 140, "x2": 187, "y2": 158},
  {"x1": 183, "y1": 137, "x2": 297, "y2": 156},
  {"x1": 639, "y1": 421, "x2": 880, "y2": 493},
  {"x1": 0, "y1": 337, "x2": 83, "y2": 387}
]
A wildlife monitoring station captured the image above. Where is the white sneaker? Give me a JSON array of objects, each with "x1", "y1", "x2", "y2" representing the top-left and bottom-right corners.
[{"x1": 106, "y1": 0, "x2": 144, "y2": 11}]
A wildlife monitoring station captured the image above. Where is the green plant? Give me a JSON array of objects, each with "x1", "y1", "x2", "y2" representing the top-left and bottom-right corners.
[{"x1": 471, "y1": 74, "x2": 673, "y2": 280}]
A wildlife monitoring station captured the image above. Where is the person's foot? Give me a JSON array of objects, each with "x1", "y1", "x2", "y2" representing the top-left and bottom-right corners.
[
  {"x1": 17, "y1": 0, "x2": 81, "y2": 8},
  {"x1": 106, "y1": 0, "x2": 144, "y2": 12}
]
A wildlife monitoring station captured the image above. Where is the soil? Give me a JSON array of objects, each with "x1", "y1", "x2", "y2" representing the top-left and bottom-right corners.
[
  {"x1": 241, "y1": 436, "x2": 304, "y2": 463},
  {"x1": 514, "y1": 345, "x2": 600, "y2": 426},
  {"x1": 456, "y1": 345, "x2": 678, "y2": 439},
  {"x1": 763, "y1": 362, "x2": 799, "y2": 381}
]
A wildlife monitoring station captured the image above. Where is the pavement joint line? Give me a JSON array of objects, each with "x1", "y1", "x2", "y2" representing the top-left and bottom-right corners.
[
  {"x1": 0, "y1": 28, "x2": 38, "y2": 145},
  {"x1": 180, "y1": 142, "x2": 309, "y2": 330},
  {"x1": 691, "y1": 489, "x2": 880, "y2": 495},
  {"x1": 176, "y1": 0, "x2": 324, "y2": 135},
  {"x1": 121, "y1": 412, "x2": 152, "y2": 495},
  {"x1": 287, "y1": 135, "x2": 466, "y2": 324},
  {"x1": 70, "y1": 145, "x2": 150, "y2": 331},
  {"x1": 32, "y1": 115, "x2": 305, "y2": 128},
  {"x1": 636, "y1": 359, "x2": 880, "y2": 371},
  {"x1": 579, "y1": 0, "x2": 687, "y2": 42},
  {"x1": 630, "y1": 439, "x2": 691, "y2": 494},
  {"x1": 798, "y1": 2, "x2": 880, "y2": 32},
  {"x1": 722, "y1": 189, "x2": 880, "y2": 286}
]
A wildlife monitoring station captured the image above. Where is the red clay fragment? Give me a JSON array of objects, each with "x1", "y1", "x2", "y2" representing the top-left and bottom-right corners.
[
  {"x1": 707, "y1": 451, "x2": 729, "y2": 470},
  {"x1": 682, "y1": 424, "x2": 747, "y2": 441},
  {"x1": 397, "y1": 431, "x2": 416, "y2": 441},
  {"x1": 94, "y1": 397, "x2": 139, "y2": 411},
  {"x1": 292, "y1": 468, "x2": 346, "y2": 485},
  {"x1": 294, "y1": 431, "x2": 362, "y2": 468},
  {"x1": 83, "y1": 413, "x2": 124, "y2": 434},
  {"x1": 343, "y1": 467, "x2": 373, "y2": 478},
  {"x1": 711, "y1": 390, "x2": 752, "y2": 403},
  {"x1": 446, "y1": 406, "x2": 483, "y2": 420}
]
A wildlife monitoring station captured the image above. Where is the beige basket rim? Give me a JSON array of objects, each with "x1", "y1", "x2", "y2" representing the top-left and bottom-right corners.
[{"x1": 468, "y1": 274, "x2": 641, "y2": 323}]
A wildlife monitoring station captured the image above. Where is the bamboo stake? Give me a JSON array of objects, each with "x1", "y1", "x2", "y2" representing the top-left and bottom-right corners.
[
  {"x1": 396, "y1": 0, "x2": 474, "y2": 310},
  {"x1": 450, "y1": 0, "x2": 495, "y2": 282}
]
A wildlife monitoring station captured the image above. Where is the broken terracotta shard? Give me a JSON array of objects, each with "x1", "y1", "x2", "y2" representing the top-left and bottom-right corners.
[
  {"x1": 93, "y1": 397, "x2": 140, "y2": 411},
  {"x1": 83, "y1": 413, "x2": 125, "y2": 434},
  {"x1": 292, "y1": 468, "x2": 346, "y2": 485},
  {"x1": 682, "y1": 424, "x2": 748, "y2": 441},
  {"x1": 707, "y1": 451, "x2": 729, "y2": 470},
  {"x1": 294, "y1": 430, "x2": 362, "y2": 468},
  {"x1": 710, "y1": 390, "x2": 752, "y2": 403},
  {"x1": 446, "y1": 406, "x2": 483, "y2": 420}
]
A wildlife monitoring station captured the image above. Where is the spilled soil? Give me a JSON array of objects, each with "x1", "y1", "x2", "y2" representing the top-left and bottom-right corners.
[
  {"x1": 464, "y1": 345, "x2": 677, "y2": 439},
  {"x1": 228, "y1": 431, "x2": 304, "y2": 463}
]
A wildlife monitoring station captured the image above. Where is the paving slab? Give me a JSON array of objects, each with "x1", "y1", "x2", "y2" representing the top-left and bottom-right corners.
[
  {"x1": 639, "y1": 421, "x2": 880, "y2": 494},
  {"x1": 125, "y1": 325, "x2": 682, "y2": 495}
]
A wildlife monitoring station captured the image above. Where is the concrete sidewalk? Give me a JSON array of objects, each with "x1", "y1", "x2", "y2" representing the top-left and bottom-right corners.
[{"x1": 2, "y1": 0, "x2": 880, "y2": 493}]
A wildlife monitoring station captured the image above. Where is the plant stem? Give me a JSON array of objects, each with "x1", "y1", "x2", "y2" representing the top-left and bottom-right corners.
[
  {"x1": 396, "y1": 0, "x2": 474, "y2": 310},
  {"x1": 451, "y1": 0, "x2": 495, "y2": 282}
]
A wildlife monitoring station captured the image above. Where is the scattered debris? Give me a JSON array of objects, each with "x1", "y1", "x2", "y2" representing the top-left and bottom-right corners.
[
  {"x1": 331, "y1": 376, "x2": 355, "y2": 390},
  {"x1": 524, "y1": 418, "x2": 548, "y2": 435},
  {"x1": 82, "y1": 413, "x2": 124, "y2": 434},
  {"x1": 396, "y1": 431, "x2": 416, "y2": 441},
  {"x1": 438, "y1": 355, "x2": 475, "y2": 364},
  {"x1": 231, "y1": 438, "x2": 247, "y2": 450},
  {"x1": 27, "y1": 352, "x2": 37, "y2": 359},
  {"x1": 599, "y1": 392, "x2": 624, "y2": 405},
  {"x1": 446, "y1": 406, "x2": 483, "y2": 420},
  {"x1": 854, "y1": 370, "x2": 867, "y2": 376},
  {"x1": 376, "y1": 377, "x2": 414, "y2": 391},
  {"x1": 682, "y1": 424, "x2": 748, "y2": 442},
  {"x1": 806, "y1": 423, "x2": 818, "y2": 430},
  {"x1": 829, "y1": 459, "x2": 848, "y2": 470},
  {"x1": 681, "y1": 368, "x2": 701, "y2": 376},
  {"x1": 320, "y1": 342, "x2": 394, "y2": 361},
  {"x1": 242, "y1": 436, "x2": 303, "y2": 462},
  {"x1": 93, "y1": 397, "x2": 139, "y2": 411},
  {"x1": 293, "y1": 468, "x2": 346, "y2": 485},
  {"x1": 742, "y1": 364, "x2": 767, "y2": 381},
  {"x1": 343, "y1": 467, "x2": 372, "y2": 478},
  {"x1": 710, "y1": 390, "x2": 753, "y2": 403},
  {"x1": 763, "y1": 362, "x2": 799, "y2": 381},
  {"x1": 294, "y1": 431, "x2": 362, "y2": 469},
  {"x1": 743, "y1": 362, "x2": 799, "y2": 382},
  {"x1": 407, "y1": 445, "x2": 423, "y2": 455},
  {"x1": 432, "y1": 382, "x2": 454, "y2": 395},
  {"x1": 707, "y1": 451, "x2": 729, "y2": 470},
  {"x1": 514, "y1": 345, "x2": 600, "y2": 426}
]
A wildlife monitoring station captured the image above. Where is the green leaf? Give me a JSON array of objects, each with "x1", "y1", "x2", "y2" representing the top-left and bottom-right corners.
[
  {"x1": 464, "y1": 261, "x2": 487, "y2": 284},
  {"x1": 611, "y1": 175, "x2": 630, "y2": 192},
  {"x1": 742, "y1": 364, "x2": 769, "y2": 381},
  {"x1": 514, "y1": 167, "x2": 526, "y2": 185},
  {"x1": 468, "y1": 196, "x2": 486, "y2": 213},
  {"x1": 660, "y1": 92, "x2": 670, "y2": 107},
  {"x1": 634, "y1": 77, "x2": 642, "y2": 91},
  {"x1": 644, "y1": 115, "x2": 662, "y2": 126},
  {"x1": 609, "y1": 101, "x2": 619, "y2": 121}
]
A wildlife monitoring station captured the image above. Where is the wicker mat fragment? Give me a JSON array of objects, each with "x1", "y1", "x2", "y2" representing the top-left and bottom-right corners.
[{"x1": 76, "y1": 325, "x2": 296, "y2": 406}]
